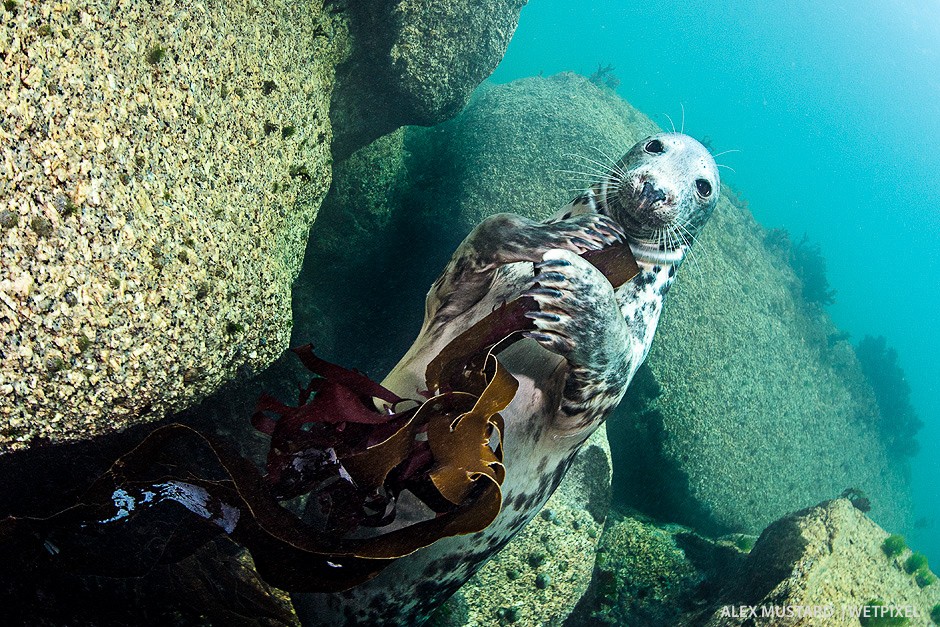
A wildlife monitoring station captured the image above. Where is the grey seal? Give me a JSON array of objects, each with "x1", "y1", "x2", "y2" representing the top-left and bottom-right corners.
[{"x1": 292, "y1": 132, "x2": 720, "y2": 625}]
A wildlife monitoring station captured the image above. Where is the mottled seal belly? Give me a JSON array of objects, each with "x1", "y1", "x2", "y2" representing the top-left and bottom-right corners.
[{"x1": 292, "y1": 132, "x2": 720, "y2": 625}]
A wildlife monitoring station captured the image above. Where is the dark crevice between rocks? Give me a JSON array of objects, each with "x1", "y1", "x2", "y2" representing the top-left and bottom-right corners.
[
  {"x1": 568, "y1": 443, "x2": 612, "y2": 524},
  {"x1": 564, "y1": 514, "x2": 749, "y2": 627},
  {"x1": 290, "y1": 134, "x2": 470, "y2": 379},
  {"x1": 607, "y1": 363, "x2": 729, "y2": 538},
  {"x1": 716, "y1": 509, "x2": 810, "y2": 607},
  {"x1": 328, "y1": 1, "x2": 401, "y2": 160},
  {"x1": 0, "y1": 359, "x2": 299, "y2": 625}
]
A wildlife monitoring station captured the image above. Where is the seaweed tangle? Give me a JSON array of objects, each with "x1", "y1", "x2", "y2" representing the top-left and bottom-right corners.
[
  {"x1": 588, "y1": 63, "x2": 621, "y2": 90},
  {"x1": 763, "y1": 228, "x2": 836, "y2": 307},
  {"x1": 0, "y1": 349, "x2": 515, "y2": 593},
  {"x1": 855, "y1": 335, "x2": 922, "y2": 457},
  {"x1": 0, "y1": 240, "x2": 640, "y2": 607}
]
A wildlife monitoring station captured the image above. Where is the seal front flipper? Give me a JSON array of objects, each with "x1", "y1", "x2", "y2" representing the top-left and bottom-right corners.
[
  {"x1": 428, "y1": 212, "x2": 625, "y2": 323},
  {"x1": 522, "y1": 249, "x2": 634, "y2": 434}
]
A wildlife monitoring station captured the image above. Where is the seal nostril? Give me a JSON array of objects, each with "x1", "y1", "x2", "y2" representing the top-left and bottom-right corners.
[{"x1": 640, "y1": 181, "x2": 667, "y2": 204}]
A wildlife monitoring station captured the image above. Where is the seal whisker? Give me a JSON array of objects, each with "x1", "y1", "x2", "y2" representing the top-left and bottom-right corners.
[
  {"x1": 716, "y1": 164, "x2": 737, "y2": 173},
  {"x1": 662, "y1": 113, "x2": 677, "y2": 134},
  {"x1": 589, "y1": 145, "x2": 628, "y2": 179},
  {"x1": 672, "y1": 225, "x2": 691, "y2": 253},
  {"x1": 668, "y1": 226, "x2": 681, "y2": 252},
  {"x1": 559, "y1": 163, "x2": 619, "y2": 186},
  {"x1": 667, "y1": 224, "x2": 697, "y2": 268},
  {"x1": 675, "y1": 221, "x2": 708, "y2": 269},
  {"x1": 555, "y1": 167, "x2": 615, "y2": 181},
  {"x1": 680, "y1": 103, "x2": 686, "y2": 135},
  {"x1": 675, "y1": 218, "x2": 698, "y2": 246},
  {"x1": 575, "y1": 149, "x2": 627, "y2": 181},
  {"x1": 573, "y1": 152, "x2": 625, "y2": 180},
  {"x1": 712, "y1": 149, "x2": 741, "y2": 158},
  {"x1": 565, "y1": 152, "x2": 616, "y2": 171}
]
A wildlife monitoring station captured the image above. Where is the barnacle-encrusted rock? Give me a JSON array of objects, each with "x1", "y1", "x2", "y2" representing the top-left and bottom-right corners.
[
  {"x1": 0, "y1": 0, "x2": 344, "y2": 451},
  {"x1": 330, "y1": 0, "x2": 528, "y2": 159}
]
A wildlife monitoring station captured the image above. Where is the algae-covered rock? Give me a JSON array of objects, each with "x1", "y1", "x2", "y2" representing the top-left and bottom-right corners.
[
  {"x1": 608, "y1": 188, "x2": 913, "y2": 535},
  {"x1": 409, "y1": 73, "x2": 658, "y2": 235},
  {"x1": 700, "y1": 499, "x2": 940, "y2": 626},
  {"x1": 431, "y1": 428, "x2": 612, "y2": 627},
  {"x1": 0, "y1": 0, "x2": 343, "y2": 450},
  {"x1": 565, "y1": 513, "x2": 747, "y2": 627},
  {"x1": 330, "y1": 0, "x2": 528, "y2": 158}
]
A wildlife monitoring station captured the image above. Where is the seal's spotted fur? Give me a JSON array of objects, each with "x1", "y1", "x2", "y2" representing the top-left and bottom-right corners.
[{"x1": 292, "y1": 133, "x2": 719, "y2": 625}]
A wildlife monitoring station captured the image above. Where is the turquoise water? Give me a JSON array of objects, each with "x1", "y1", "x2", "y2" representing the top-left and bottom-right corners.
[{"x1": 492, "y1": 0, "x2": 939, "y2": 564}]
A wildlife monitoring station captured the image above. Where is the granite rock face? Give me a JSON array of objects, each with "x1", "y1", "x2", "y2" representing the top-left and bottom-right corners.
[
  {"x1": 330, "y1": 0, "x2": 529, "y2": 159},
  {"x1": 0, "y1": 0, "x2": 530, "y2": 451},
  {"x1": 701, "y1": 499, "x2": 940, "y2": 626},
  {"x1": 0, "y1": 0, "x2": 342, "y2": 450}
]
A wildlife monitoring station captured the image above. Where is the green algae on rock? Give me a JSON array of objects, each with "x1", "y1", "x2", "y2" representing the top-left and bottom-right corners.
[
  {"x1": 0, "y1": 0, "x2": 344, "y2": 451},
  {"x1": 698, "y1": 499, "x2": 940, "y2": 626}
]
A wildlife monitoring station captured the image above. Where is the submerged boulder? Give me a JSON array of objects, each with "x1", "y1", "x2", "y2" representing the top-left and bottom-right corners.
[
  {"x1": 0, "y1": 0, "x2": 529, "y2": 452},
  {"x1": 608, "y1": 188, "x2": 913, "y2": 535},
  {"x1": 699, "y1": 498, "x2": 940, "y2": 626},
  {"x1": 330, "y1": 0, "x2": 529, "y2": 159},
  {"x1": 0, "y1": 0, "x2": 343, "y2": 450}
]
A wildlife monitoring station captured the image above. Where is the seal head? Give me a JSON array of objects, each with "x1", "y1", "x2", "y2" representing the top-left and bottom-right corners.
[{"x1": 598, "y1": 132, "x2": 719, "y2": 261}]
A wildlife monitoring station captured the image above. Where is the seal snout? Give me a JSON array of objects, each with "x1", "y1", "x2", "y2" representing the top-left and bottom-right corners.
[
  {"x1": 638, "y1": 181, "x2": 666, "y2": 208},
  {"x1": 629, "y1": 179, "x2": 676, "y2": 229}
]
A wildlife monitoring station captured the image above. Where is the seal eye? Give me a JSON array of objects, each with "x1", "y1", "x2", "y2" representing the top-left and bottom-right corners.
[
  {"x1": 695, "y1": 179, "x2": 712, "y2": 198},
  {"x1": 644, "y1": 139, "x2": 665, "y2": 154}
]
